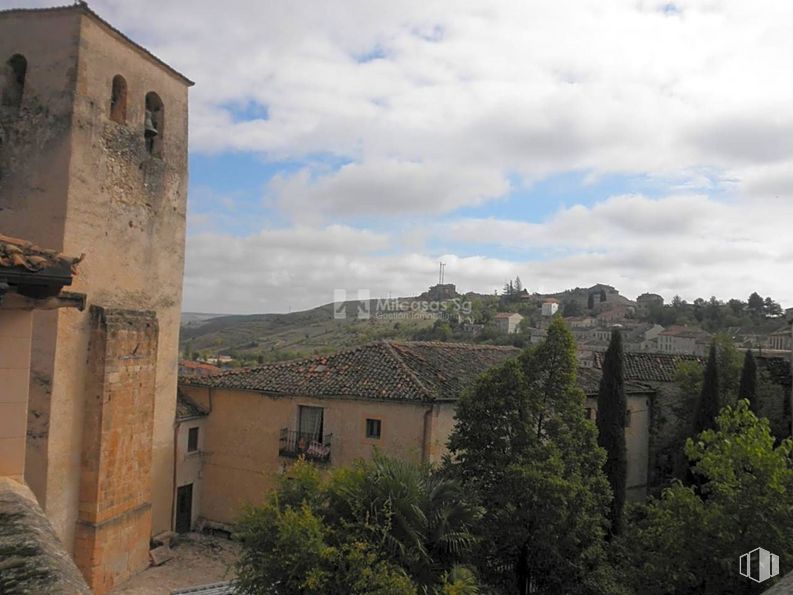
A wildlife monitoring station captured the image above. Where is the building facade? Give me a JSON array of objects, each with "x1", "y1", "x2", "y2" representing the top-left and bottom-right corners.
[
  {"x1": 768, "y1": 326, "x2": 792, "y2": 351},
  {"x1": 495, "y1": 312, "x2": 523, "y2": 334},
  {"x1": 0, "y1": 5, "x2": 191, "y2": 592},
  {"x1": 657, "y1": 325, "x2": 711, "y2": 356},
  {"x1": 178, "y1": 342, "x2": 518, "y2": 528}
]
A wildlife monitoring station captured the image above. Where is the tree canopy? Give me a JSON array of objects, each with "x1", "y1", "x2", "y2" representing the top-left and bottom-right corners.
[
  {"x1": 234, "y1": 455, "x2": 480, "y2": 594},
  {"x1": 447, "y1": 317, "x2": 617, "y2": 594},
  {"x1": 597, "y1": 329, "x2": 627, "y2": 536},
  {"x1": 615, "y1": 400, "x2": 793, "y2": 594}
]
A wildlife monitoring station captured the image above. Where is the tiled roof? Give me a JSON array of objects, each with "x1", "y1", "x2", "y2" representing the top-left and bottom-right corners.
[
  {"x1": 658, "y1": 325, "x2": 710, "y2": 339},
  {"x1": 181, "y1": 341, "x2": 519, "y2": 402},
  {"x1": 0, "y1": 234, "x2": 81, "y2": 276},
  {"x1": 495, "y1": 312, "x2": 521, "y2": 319},
  {"x1": 577, "y1": 367, "x2": 654, "y2": 395},
  {"x1": 593, "y1": 351, "x2": 704, "y2": 383},
  {"x1": 176, "y1": 391, "x2": 208, "y2": 419},
  {"x1": 179, "y1": 360, "x2": 221, "y2": 374}
]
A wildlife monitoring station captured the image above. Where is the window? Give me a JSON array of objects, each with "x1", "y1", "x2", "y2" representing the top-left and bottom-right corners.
[
  {"x1": 144, "y1": 91, "x2": 164, "y2": 156},
  {"x1": 110, "y1": 75, "x2": 127, "y2": 123},
  {"x1": 365, "y1": 418, "x2": 381, "y2": 439},
  {"x1": 585, "y1": 407, "x2": 595, "y2": 421},
  {"x1": 625, "y1": 409, "x2": 632, "y2": 428},
  {"x1": 2, "y1": 54, "x2": 27, "y2": 109},
  {"x1": 187, "y1": 426, "x2": 199, "y2": 452},
  {"x1": 298, "y1": 406, "x2": 324, "y2": 442}
]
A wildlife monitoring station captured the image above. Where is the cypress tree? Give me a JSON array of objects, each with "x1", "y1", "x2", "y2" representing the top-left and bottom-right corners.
[
  {"x1": 694, "y1": 341, "x2": 720, "y2": 434},
  {"x1": 738, "y1": 349, "x2": 758, "y2": 413},
  {"x1": 596, "y1": 328, "x2": 627, "y2": 536}
]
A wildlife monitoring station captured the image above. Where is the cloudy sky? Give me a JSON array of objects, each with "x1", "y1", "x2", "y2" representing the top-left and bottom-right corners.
[{"x1": 25, "y1": 0, "x2": 793, "y2": 313}]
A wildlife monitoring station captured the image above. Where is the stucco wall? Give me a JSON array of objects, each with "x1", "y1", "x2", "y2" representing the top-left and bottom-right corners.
[
  {"x1": 0, "y1": 309, "x2": 32, "y2": 482},
  {"x1": 585, "y1": 394, "x2": 650, "y2": 500},
  {"x1": 69, "y1": 12, "x2": 189, "y2": 542},
  {"x1": 180, "y1": 387, "x2": 446, "y2": 526},
  {"x1": 175, "y1": 417, "x2": 205, "y2": 530}
]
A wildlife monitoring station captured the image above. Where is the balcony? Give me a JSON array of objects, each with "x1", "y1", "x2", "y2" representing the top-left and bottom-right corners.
[{"x1": 278, "y1": 429, "x2": 333, "y2": 463}]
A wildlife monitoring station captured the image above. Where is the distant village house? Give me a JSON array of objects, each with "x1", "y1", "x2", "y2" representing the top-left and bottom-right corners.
[{"x1": 495, "y1": 311, "x2": 523, "y2": 334}]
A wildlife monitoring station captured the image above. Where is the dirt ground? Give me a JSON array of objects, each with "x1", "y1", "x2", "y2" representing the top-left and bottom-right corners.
[{"x1": 110, "y1": 533, "x2": 241, "y2": 594}]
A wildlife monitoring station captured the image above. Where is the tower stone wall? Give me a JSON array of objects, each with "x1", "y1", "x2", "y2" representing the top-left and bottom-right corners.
[{"x1": 0, "y1": 6, "x2": 191, "y2": 592}]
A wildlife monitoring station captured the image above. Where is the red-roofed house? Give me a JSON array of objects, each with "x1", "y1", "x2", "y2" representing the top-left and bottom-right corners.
[{"x1": 495, "y1": 311, "x2": 523, "y2": 333}]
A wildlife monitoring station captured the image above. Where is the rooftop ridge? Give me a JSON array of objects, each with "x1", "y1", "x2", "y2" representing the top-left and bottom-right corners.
[
  {"x1": 189, "y1": 340, "x2": 520, "y2": 380},
  {"x1": 179, "y1": 340, "x2": 519, "y2": 402},
  {"x1": 382, "y1": 341, "x2": 435, "y2": 400}
]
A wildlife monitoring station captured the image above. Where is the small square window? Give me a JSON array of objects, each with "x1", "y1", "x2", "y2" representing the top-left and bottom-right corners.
[
  {"x1": 365, "y1": 418, "x2": 381, "y2": 439},
  {"x1": 187, "y1": 426, "x2": 199, "y2": 452},
  {"x1": 625, "y1": 410, "x2": 632, "y2": 428},
  {"x1": 585, "y1": 407, "x2": 595, "y2": 421}
]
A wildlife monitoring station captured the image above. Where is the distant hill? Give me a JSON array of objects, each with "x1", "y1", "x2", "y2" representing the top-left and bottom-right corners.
[
  {"x1": 179, "y1": 300, "x2": 440, "y2": 362},
  {"x1": 179, "y1": 284, "x2": 789, "y2": 365},
  {"x1": 181, "y1": 312, "x2": 226, "y2": 326}
]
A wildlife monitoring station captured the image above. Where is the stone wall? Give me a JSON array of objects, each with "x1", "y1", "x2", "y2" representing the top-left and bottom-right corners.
[
  {"x1": 0, "y1": 6, "x2": 190, "y2": 558},
  {"x1": 72, "y1": 306, "x2": 158, "y2": 594}
]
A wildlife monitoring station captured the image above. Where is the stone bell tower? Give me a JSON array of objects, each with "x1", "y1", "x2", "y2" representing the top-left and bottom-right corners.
[{"x1": 0, "y1": 4, "x2": 192, "y2": 592}]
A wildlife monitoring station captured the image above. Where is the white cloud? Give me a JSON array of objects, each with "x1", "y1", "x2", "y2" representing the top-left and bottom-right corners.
[
  {"x1": 269, "y1": 160, "x2": 509, "y2": 220},
  {"x1": 184, "y1": 192, "x2": 793, "y2": 313},
  {"x1": 20, "y1": 0, "x2": 792, "y2": 312},
  {"x1": 79, "y1": 0, "x2": 793, "y2": 206}
]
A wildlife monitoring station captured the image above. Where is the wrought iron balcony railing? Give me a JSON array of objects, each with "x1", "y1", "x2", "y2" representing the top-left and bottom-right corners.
[{"x1": 278, "y1": 429, "x2": 333, "y2": 463}]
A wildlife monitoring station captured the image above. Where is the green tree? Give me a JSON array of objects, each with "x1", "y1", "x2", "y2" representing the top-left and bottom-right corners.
[
  {"x1": 714, "y1": 334, "x2": 742, "y2": 404},
  {"x1": 694, "y1": 342, "x2": 720, "y2": 434},
  {"x1": 329, "y1": 453, "x2": 480, "y2": 589},
  {"x1": 616, "y1": 401, "x2": 793, "y2": 594},
  {"x1": 748, "y1": 291, "x2": 764, "y2": 316},
  {"x1": 447, "y1": 318, "x2": 616, "y2": 594},
  {"x1": 562, "y1": 300, "x2": 583, "y2": 317},
  {"x1": 738, "y1": 349, "x2": 758, "y2": 413},
  {"x1": 235, "y1": 502, "x2": 334, "y2": 594},
  {"x1": 235, "y1": 456, "x2": 478, "y2": 594},
  {"x1": 764, "y1": 296, "x2": 782, "y2": 316},
  {"x1": 440, "y1": 566, "x2": 479, "y2": 595},
  {"x1": 727, "y1": 298, "x2": 745, "y2": 315},
  {"x1": 596, "y1": 329, "x2": 627, "y2": 536}
]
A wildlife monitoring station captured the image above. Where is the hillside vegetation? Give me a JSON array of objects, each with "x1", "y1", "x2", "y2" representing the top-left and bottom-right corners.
[{"x1": 180, "y1": 287, "x2": 788, "y2": 366}]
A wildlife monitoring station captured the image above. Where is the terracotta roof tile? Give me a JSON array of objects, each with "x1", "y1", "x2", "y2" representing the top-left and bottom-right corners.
[
  {"x1": 593, "y1": 351, "x2": 704, "y2": 382},
  {"x1": 176, "y1": 391, "x2": 208, "y2": 419},
  {"x1": 181, "y1": 341, "x2": 519, "y2": 402},
  {"x1": 0, "y1": 234, "x2": 82, "y2": 275}
]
